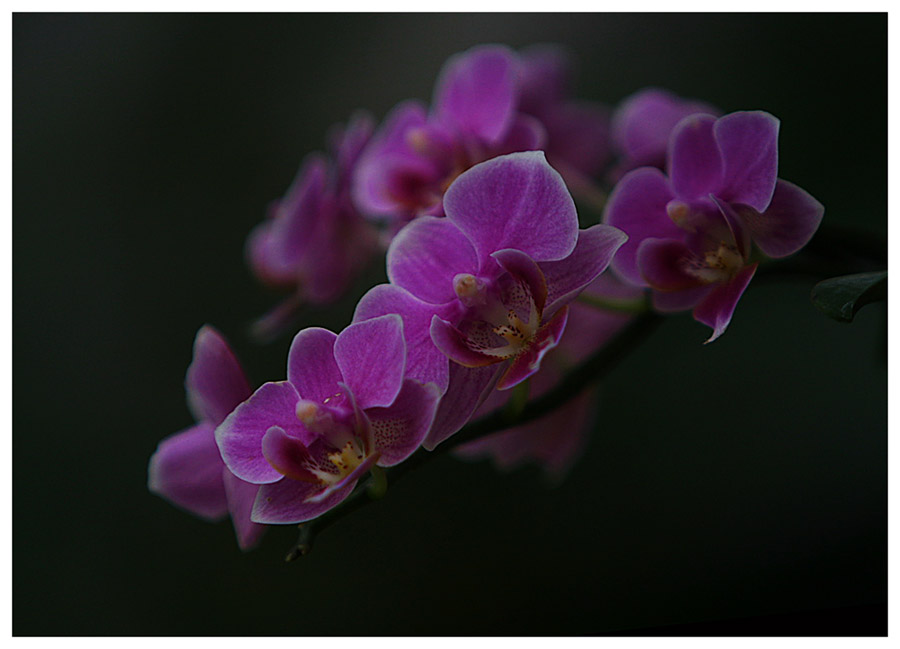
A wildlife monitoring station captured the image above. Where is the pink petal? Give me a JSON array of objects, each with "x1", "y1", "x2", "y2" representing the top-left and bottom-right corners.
[
  {"x1": 693, "y1": 263, "x2": 758, "y2": 343},
  {"x1": 432, "y1": 45, "x2": 518, "y2": 144},
  {"x1": 148, "y1": 423, "x2": 227, "y2": 521},
  {"x1": 714, "y1": 111, "x2": 780, "y2": 212},
  {"x1": 667, "y1": 113, "x2": 724, "y2": 201},
  {"x1": 334, "y1": 314, "x2": 407, "y2": 410},
  {"x1": 185, "y1": 326, "x2": 252, "y2": 427},
  {"x1": 423, "y1": 363, "x2": 503, "y2": 450},
  {"x1": 222, "y1": 469, "x2": 266, "y2": 551},
  {"x1": 387, "y1": 216, "x2": 479, "y2": 304},
  {"x1": 354, "y1": 284, "x2": 457, "y2": 393},
  {"x1": 443, "y1": 151, "x2": 578, "y2": 265},
  {"x1": 430, "y1": 316, "x2": 499, "y2": 368},
  {"x1": 251, "y1": 478, "x2": 356, "y2": 525},
  {"x1": 603, "y1": 167, "x2": 678, "y2": 286},
  {"x1": 369, "y1": 380, "x2": 442, "y2": 466},
  {"x1": 738, "y1": 179, "x2": 824, "y2": 258},
  {"x1": 286, "y1": 327, "x2": 341, "y2": 402},
  {"x1": 540, "y1": 224, "x2": 628, "y2": 314},
  {"x1": 215, "y1": 381, "x2": 307, "y2": 485}
]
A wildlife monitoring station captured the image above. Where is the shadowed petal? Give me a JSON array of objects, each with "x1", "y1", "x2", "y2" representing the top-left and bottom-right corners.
[
  {"x1": 693, "y1": 263, "x2": 758, "y2": 343},
  {"x1": 737, "y1": 179, "x2": 824, "y2": 258},
  {"x1": 251, "y1": 478, "x2": 356, "y2": 524},
  {"x1": 424, "y1": 363, "x2": 502, "y2": 450},
  {"x1": 637, "y1": 238, "x2": 705, "y2": 291},
  {"x1": 497, "y1": 306, "x2": 569, "y2": 390},
  {"x1": 517, "y1": 44, "x2": 572, "y2": 113},
  {"x1": 334, "y1": 314, "x2": 406, "y2": 410},
  {"x1": 186, "y1": 326, "x2": 252, "y2": 427},
  {"x1": 286, "y1": 327, "x2": 341, "y2": 402},
  {"x1": 222, "y1": 469, "x2": 266, "y2": 551},
  {"x1": 668, "y1": 114, "x2": 723, "y2": 201},
  {"x1": 216, "y1": 381, "x2": 308, "y2": 484},
  {"x1": 261, "y1": 427, "x2": 319, "y2": 483},
  {"x1": 715, "y1": 111, "x2": 779, "y2": 211},
  {"x1": 491, "y1": 248, "x2": 548, "y2": 314},
  {"x1": 369, "y1": 380, "x2": 442, "y2": 466},
  {"x1": 541, "y1": 101, "x2": 611, "y2": 179},
  {"x1": 540, "y1": 224, "x2": 628, "y2": 314},
  {"x1": 354, "y1": 284, "x2": 456, "y2": 393},
  {"x1": 444, "y1": 151, "x2": 578, "y2": 264},
  {"x1": 148, "y1": 423, "x2": 227, "y2": 521},
  {"x1": 493, "y1": 113, "x2": 547, "y2": 154},
  {"x1": 433, "y1": 45, "x2": 517, "y2": 144},
  {"x1": 387, "y1": 216, "x2": 478, "y2": 304},
  {"x1": 652, "y1": 285, "x2": 713, "y2": 313},
  {"x1": 430, "y1": 316, "x2": 500, "y2": 368},
  {"x1": 603, "y1": 167, "x2": 678, "y2": 286}
]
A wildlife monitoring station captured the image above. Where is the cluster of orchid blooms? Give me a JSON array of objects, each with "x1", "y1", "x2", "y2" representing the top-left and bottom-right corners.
[{"x1": 148, "y1": 44, "x2": 824, "y2": 552}]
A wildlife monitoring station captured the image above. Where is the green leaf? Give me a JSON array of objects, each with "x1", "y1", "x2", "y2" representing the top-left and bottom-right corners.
[{"x1": 811, "y1": 270, "x2": 887, "y2": 322}]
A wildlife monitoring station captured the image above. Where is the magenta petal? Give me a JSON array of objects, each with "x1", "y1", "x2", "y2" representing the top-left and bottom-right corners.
[
  {"x1": 185, "y1": 326, "x2": 252, "y2": 427},
  {"x1": 430, "y1": 316, "x2": 498, "y2": 368},
  {"x1": 433, "y1": 45, "x2": 517, "y2": 144},
  {"x1": 334, "y1": 314, "x2": 406, "y2": 410},
  {"x1": 540, "y1": 224, "x2": 628, "y2": 314},
  {"x1": 222, "y1": 469, "x2": 265, "y2": 551},
  {"x1": 148, "y1": 423, "x2": 227, "y2": 521},
  {"x1": 354, "y1": 284, "x2": 455, "y2": 393},
  {"x1": 603, "y1": 167, "x2": 679, "y2": 286},
  {"x1": 251, "y1": 478, "x2": 355, "y2": 524},
  {"x1": 693, "y1": 263, "x2": 758, "y2": 343},
  {"x1": 444, "y1": 151, "x2": 578, "y2": 264},
  {"x1": 668, "y1": 114, "x2": 724, "y2": 201},
  {"x1": 497, "y1": 306, "x2": 568, "y2": 390},
  {"x1": 652, "y1": 285, "x2": 713, "y2": 313},
  {"x1": 387, "y1": 216, "x2": 478, "y2": 304},
  {"x1": 491, "y1": 248, "x2": 548, "y2": 313},
  {"x1": 286, "y1": 327, "x2": 341, "y2": 402},
  {"x1": 738, "y1": 179, "x2": 824, "y2": 258},
  {"x1": 637, "y1": 238, "x2": 705, "y2": 291},
  {"x1": 216, "y1": 381, "x2": 307, "y2": 484},
  {"x1": 369, "y1": 379, "x2": 442, "y2": 466},
  {"x1": 423, "y1": 363, "x2": 502, "y2": 450},
  {"x1": 714, "y1": 111, "x2": 780, "y2": 212}
]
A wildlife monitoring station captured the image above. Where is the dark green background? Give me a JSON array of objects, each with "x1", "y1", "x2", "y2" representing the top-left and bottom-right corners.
[{"x1": 14, "y1": 13, "x2": 886, "y2": 635}]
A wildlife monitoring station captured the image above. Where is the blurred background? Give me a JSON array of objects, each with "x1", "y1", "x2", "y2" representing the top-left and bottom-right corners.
[{"x1": 14, "y1": 13, "x2": 886, "y2": 635}]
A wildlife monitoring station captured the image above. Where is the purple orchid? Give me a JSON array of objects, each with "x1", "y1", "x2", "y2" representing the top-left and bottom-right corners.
[
  {"x1": 352, "y1": 44, "x2": 610, "y2": 228},
  {"x1": 247, "y1": 113, "x2": 380, "y2": 336},
  {"x1": 455, "y1": 273, "x2": 642, "y2": 480},
  {"x1": 610, "y1": 88, "x2": 720, "y2": 179},
  {"x1": 604, "y1": 110, "x2": 824, "y2": 342},
  {"x1": 353, "y1": 152, "x2": 627, "y2": 449},
  {"x1": 148, "y1": 326, "x2": 265, "y2": 551},
  {"x1": 215, "y1": 314, "x2": 441, "y2": 524}
]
